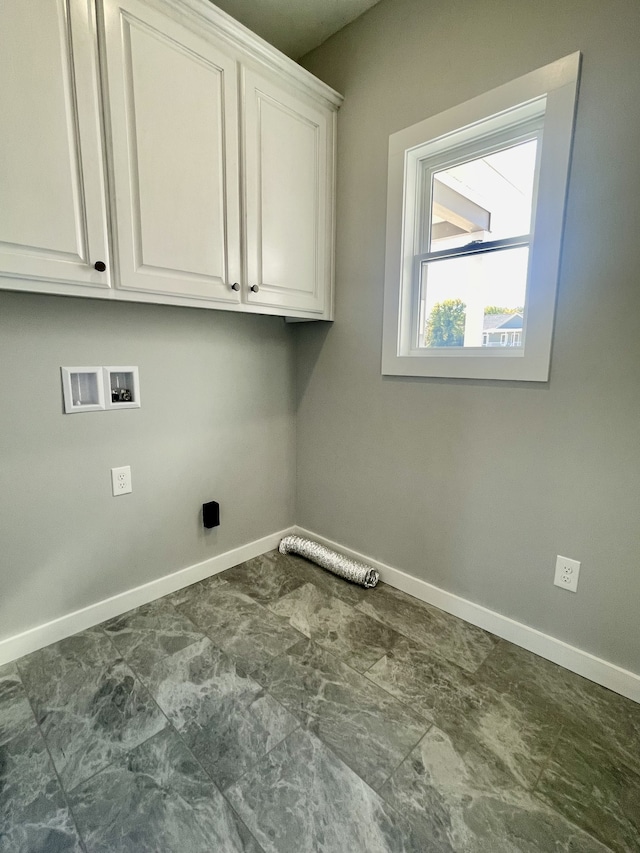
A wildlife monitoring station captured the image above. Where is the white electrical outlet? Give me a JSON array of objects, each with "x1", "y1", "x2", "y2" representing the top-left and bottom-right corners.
[
  {"x1": 111, "y1": 465, "x2": 132, "y2": 496},
  {"x1": 554, "y1": 555, "x2": 580, "y2": 592}
]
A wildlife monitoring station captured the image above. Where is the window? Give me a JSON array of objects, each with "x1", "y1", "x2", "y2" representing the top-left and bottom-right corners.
[{"x1": 382, "y1": 53, "x2": 581, "y2": 381}]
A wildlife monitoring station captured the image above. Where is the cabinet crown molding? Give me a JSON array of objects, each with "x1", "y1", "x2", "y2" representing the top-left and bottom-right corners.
[{"x1": 157, "y1": 0, "x2": 344, "y2": 107}]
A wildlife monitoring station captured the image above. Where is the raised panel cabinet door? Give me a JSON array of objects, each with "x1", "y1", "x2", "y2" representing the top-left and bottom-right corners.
[
  {"x1": 101, "y1": 0, "x2": 241, "y2": 302},
  {"x1": 0, "y1": 0, "x2": 110, "y2": 290},
  {"x1": 243, "y1": 68, "x2": 334, "y2": 317}
]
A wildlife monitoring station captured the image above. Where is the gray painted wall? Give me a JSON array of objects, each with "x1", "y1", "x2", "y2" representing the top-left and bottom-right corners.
[
  {"x1": 0, "y1": 291, "x2": 296, "y2": 642},
  {"x1": 298, "y1": 0, "x2": 640, "y2": 672}
]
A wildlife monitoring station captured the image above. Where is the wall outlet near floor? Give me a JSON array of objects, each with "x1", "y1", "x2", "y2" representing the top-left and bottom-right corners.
[
  {"x1": 554, "y1": 555, "x2": 580, "y2": 592},
  {"x1": 111, "y1": 466, "x2": 132, "y2": 496}
]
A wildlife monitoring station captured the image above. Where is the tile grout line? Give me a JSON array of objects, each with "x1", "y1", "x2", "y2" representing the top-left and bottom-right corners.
[
  {"x1": 170, "y1": 575, "x2": 311, "y2": 651},
  {"x1": 59, "y1": 625, "x2": 178, "y2": 797},
  {"x1": 207, "y1": 559, "x2": 497, "y2": 683},
  {"x1": 530, "y1": 722, "x2": 564, "y2": 795},
  {"x1": 353, "y1": 581, "x2": 497, "y2": 635},
  {"x1": 103, "y1": 596, "x2": 209, "y2": 667},
  {"x1": 358, "y1": 657, "x2": 451, "y2": 724},
  {"x1": 230, "y1": 568, "x2": 476, "y2": 721},
  {"x1": 312, "y1": 575, "x2": 497, "y2": 676},
  {"x1": 12, "y1": 556, "x2": 628, "y2": 852},
  {"x1": 215, "y1": 724, "x2": 312, "y2": 853},
  {"x1": 113, "y1": 563, "x2": 640, "y2": 851},
  {"x1": 219, "y1": 706, "x2": 418, "y2": 826},
  {"x1": 274, "y1": 590, "x2": 494, "y2": 686},
  {"x1": 525, "y1": 709, "x2": 621, "y2": 853},
  {"x1": 246, "y1": 635, "x2": 440, "y2": 794},
  {"x1": 371, "y1": 726, "x2": 433, "y2": 808},
  {"x1": 14, "y1": 661, "x2": 89, "y2": 853},
  {"x1": 245, "y1": 590, "x2": 573, "y2": 811},
  {"x1": 370, "y1": 721, "x2": 435, "y2": 797},
  {"x1": 11, "y1": 590, "x2": 273, "y2": 849},
  {"x1": 219, "y1": 718, "x2": 303, "y2": 795},
  {"x1": 97, "y1": 618, "x2": 296, "y2": 853},
  {"x1": 263, "y1": 631, "x2": 436, "y2": 728},
  {"x1": 472, "y1": 636, "x2": 508, "y2": 679},
  {"x1": 98, "y1": 624, "x2": 271, "y2": 853},
  {"x1": 60, "y1": 727, "x2": 168, "y2": 798},
  {"x1": 528, "y1": 721, "x2": 617, "y2": 853}
]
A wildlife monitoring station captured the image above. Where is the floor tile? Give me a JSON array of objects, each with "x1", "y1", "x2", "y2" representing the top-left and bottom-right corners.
[
  {"x1": 252, "y1": 638, "x2": 429, "y2": 789},
  {"x1": 69, "y1": 727, "x2": 263, "y2": 853},
  {"x1": 478, "y1": 640, "x2": 640, "y2": 770},
  {"x1": 0, "y1": 700, "x2": 84, "y2": 853},
  {"x1": 356, "y1": 584, "x2": 497, "y2": 673},
  {"x1": 17, "y1": 630, "x2": 119, "y2": 710},
  {"x1": 226, "y1": 727, "x2": 428, "y2": 853},
  {"x1": 173, "y1": 582, "x2": 302, "y2": 675},
  {"x1": 535, "y1": 728, "x2": 640, "y2": 853},
  {"x1": 0, "y1": 785, "x2": 84, "y2": 853},
  {"x1": 18, "y1": 630, "x2": 166, "y2": 790},
  {"x1": 0, "y1": 662, "x2": 35, "y2": 745},
  {"x1": 0, "y1": 726, "x2": 59, "y2": 828},
  {"x1": 102, "y1": 597, "x2": 204, "y2": 675},
  {"x1": 2, "y1": 561, "x2": 635, "y2": 853},
  {"x1": 268, "y1": 582, "x2": 405, "y2": 672},
  {"x1": 366, "y1": 634, "x2": 476, "y2": 720},
  {"x1": 367, "y1": 636, "x2": 561, "y2": 790},
  {"x1": 140, "y1": 636, "x2": 299, "y2": 789},
  {"x1": 165, "y1": 572, "x2": 227, "y2": 608},
  {"x1": 219, "y1": 550, "x2": 309, "y2": 605},
  {"x1": 380, "y1": 726, "x2": 611, "y2": 853}
]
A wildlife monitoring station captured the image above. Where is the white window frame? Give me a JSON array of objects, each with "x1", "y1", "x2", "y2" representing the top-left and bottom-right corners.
[{"x1": 382, "y1": 52, "x2": 581, "y2": 382}]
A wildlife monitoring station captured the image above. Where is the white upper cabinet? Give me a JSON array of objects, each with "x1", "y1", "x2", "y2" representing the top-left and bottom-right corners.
[
  {"x1": 101, "y1": 0, "x2": 242, "y2": 303},
  {"x1": 0, "y1": 0, "x2": 110, "y2": 291},
  {"x1": 243, "y1": 69, "x2": 334, "y2": 317},
  {"x1": 0, "y1": 0, "x2": 341, "y2": 318}
]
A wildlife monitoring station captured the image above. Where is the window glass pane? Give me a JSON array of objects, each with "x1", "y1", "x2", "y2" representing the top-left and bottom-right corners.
[
  {"x1": 429, "y1": 139, "x2": 538, "y2": 251},
  {"x1": 419, "y1": 246, "x2": 528, "y2": 348}
]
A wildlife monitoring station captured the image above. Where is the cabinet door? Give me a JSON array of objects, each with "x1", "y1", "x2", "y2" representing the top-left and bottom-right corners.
[
  {"x1": 243, "y1": 68, "x2": 334, "y2": 317},
  {"x1": 101, "y1": 0, "x2": 241, "y2": 303},
  {"x1": 0, "y1": 0, "x2": 110, "y2": 290}
]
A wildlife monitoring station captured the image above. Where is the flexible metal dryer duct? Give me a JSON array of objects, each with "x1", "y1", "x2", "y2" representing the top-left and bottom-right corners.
[{"x1": 279, "y1": 536, "x2": 380, "y2": 589}]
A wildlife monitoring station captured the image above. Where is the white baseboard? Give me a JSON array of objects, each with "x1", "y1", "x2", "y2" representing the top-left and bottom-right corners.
[
  {"x1": 295, "y1": 527, "x2": 640, "y2": 705},
  {"x1": 4, "y1": 523, "x2": 638, "y2": 705},
  {"x1": 0, "y1": 527, "x2": 294, "y2": 668}
]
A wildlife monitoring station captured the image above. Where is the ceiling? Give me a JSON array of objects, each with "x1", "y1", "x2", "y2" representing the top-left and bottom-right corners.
[{"x1": 211, "y1": 0, "x2": 382, "y2": 59}]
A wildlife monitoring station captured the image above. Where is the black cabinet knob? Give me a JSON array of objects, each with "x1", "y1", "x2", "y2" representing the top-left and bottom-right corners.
[
  {"x1": 230, "y1": 282, "x2": 240, "y2": 291},
  {"x1": 94, "y1": 261, "x2": 107, "y2": 272},
  {"x1": 250, "y1": 284, "x2": 259, "y2": 293}
]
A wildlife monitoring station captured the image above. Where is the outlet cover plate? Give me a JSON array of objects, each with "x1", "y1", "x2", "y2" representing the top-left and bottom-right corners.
[
  {"x1": 554, "y1": 555, "x2": 580, "y2": 592},
  {"x1": 111, "y1": 466, "x2": 132, "y2": 496}
]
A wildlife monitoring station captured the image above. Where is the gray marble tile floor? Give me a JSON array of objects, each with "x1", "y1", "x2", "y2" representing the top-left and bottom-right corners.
[{"x1": 1, "y1": 549, "x2": 638, "y2": 852}]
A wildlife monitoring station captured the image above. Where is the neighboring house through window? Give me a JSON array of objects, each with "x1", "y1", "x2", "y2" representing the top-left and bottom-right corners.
[{"x1": 483, "y1": 312, "x2": 523, "y2": 347}]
